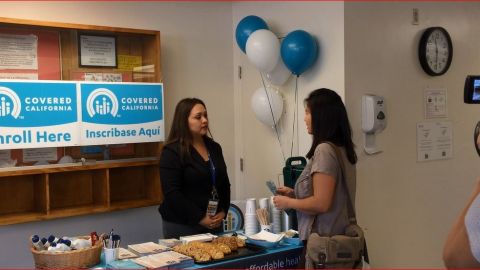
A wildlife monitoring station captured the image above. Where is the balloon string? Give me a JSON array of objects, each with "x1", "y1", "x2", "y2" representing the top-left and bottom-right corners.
[
  {"x1": 296, "y1": 76, "x2": 299, "y2": 156},
  {"x1": 260, "y1": 72, "x2": 285, "y2": 162},
  {"x1": 290, "y1": 76, "x2": 299, "y2": 158}
]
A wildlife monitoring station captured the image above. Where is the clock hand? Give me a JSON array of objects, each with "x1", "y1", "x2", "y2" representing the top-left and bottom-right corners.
[{"x1": 435, "y1": 36, "x2": 439, "y2": 68}]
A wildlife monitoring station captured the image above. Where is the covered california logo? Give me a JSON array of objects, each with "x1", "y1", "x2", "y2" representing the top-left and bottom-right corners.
[
  {"x1": 86, "y1": 88, "x2": 119, "y2": 117},
  {"x1": 0, "y1": 86, "x2": 21, "y2": 119}
]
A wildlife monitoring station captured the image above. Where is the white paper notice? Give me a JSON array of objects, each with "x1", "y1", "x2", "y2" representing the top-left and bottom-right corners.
[
  {"x1": 79, "y1": 35, "x2": 116, "y2": 66},
  {"x1": 425, "y1": 88, "x2": 447, "y2": 119},
  {"x1": 0, "y1": 73, "x2": 38, "y2": 80},
  {"x1": 23, "y1": 148, "x2": 57, "y2": 162},
  {"x1": 84, "y1": 72, "x2": 122, "y2": 82},
  {"x1": 0, "y1": 150, "x2": 10, "y2": 160},
  {"x1": 417, "y1": 121, "x2": 452, "y2": 162},
  {"x1": 0, "y1": 34, "x2": 38, "y2": 69}
]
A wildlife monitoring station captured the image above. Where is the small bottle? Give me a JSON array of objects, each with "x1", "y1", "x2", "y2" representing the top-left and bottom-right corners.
[
  {"x1": 47, "y1": 242, "x2": 59, "y2": 252},
  {"x1": 61, "y1": 239, "x2": 71, "y2": 247},
  {"x1": 56, "y1": 241, "x2": 71, "y2": 251},
  {"x1": 41, "y1": 237, "x2": 48, "y2": 248},
  {"x1": 31, "y1": 235, "x2": 44, "y2": 250},
  {"x1": 47, "y1": 235, "x2": 59, "y2": 246}
]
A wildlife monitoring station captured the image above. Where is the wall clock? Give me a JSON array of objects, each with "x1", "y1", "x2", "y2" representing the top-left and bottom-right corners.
[{"x1": 418, "y1": 27, "x2": 453, "y2": 76}]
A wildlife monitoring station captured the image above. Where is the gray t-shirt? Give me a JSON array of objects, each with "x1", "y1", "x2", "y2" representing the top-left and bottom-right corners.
[{"x1": 294, "y1": 143, "x2": 356, "y2": 240}]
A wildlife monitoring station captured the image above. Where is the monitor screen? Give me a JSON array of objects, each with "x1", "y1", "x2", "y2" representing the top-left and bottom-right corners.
[
  {"x1": 464, "y1": 75, "x2": 480, "y2": 104},
  {"x1": 473, "y1": 79, "x2": 480, "y2": 101}
]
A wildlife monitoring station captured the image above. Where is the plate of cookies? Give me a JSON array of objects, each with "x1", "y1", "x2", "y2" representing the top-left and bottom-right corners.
[{"x1": 172, "y1": 236, "x2": 265, "y2": 264}]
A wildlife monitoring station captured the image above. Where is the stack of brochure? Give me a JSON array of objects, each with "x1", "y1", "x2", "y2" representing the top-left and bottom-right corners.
[
  {"x1": 127, "y1": 242, "x2": 170, "y2": 256},
  {"x1": 179, "y1": 233, "x2": 217, "y2": 244},
  {"x1": 117, "y1": 248, "x2": 139, "y2": 260},
  {"x1": 133, "y1": 251, "x2": 194, "y2": 269}
]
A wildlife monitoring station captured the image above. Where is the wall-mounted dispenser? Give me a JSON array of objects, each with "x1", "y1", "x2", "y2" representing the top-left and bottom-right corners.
[{"x1": 362, "y1": 94, "x2": 386, "y2": 155}]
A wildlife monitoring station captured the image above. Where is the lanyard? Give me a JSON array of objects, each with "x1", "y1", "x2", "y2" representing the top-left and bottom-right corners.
[{"x1": 207, "y1": 151, "x2": 218, "y2": 199}]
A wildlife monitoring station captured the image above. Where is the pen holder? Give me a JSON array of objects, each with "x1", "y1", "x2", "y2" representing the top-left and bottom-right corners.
[{"x1": 103, "y1": 247, "x2": 118, "y2": 265}]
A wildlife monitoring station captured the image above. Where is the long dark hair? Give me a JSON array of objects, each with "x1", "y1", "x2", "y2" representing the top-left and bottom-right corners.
[
  {"x1": 305, "y1": 88, "x2": 357, "y2": 164},
  {"x1": 166, "y1": 98, "x2": 211, "y2": 160}
]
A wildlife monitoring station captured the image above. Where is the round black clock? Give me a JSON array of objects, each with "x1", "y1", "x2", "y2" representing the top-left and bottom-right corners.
[{"x1": 418, "y1": 27, "x2": 453, "y2": 76}]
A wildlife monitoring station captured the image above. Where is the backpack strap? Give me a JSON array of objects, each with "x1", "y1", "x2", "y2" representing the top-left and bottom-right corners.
[
  {"x1": 308, "y1": 142, "x2": 357, "y2": 235},
  {"x1": 324, "y1": 142, "x2": 357, "y2": 225}
]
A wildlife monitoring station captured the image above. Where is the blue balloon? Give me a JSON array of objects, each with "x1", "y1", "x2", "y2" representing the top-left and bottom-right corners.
[
  {"x1": 281, "y1": 30, "x2": 318, "y2": 76},
  {"x1": 235, "y1": 15, "x2": 268, "y2": 53}
]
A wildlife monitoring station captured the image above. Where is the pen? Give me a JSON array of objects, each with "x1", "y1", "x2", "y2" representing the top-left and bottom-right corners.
[{"x1": 109, "y1": 229, "x2": 113, "y2": 248}]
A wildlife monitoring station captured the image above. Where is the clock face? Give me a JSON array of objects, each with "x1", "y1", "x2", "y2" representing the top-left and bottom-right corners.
[{"x1": 419, "y1": 27, "x2": 453, "y2": 76}]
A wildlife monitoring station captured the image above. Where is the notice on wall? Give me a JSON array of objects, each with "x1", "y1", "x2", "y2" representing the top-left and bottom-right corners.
[
  {"x1": 23, "y1": 148, "x2": 57, "y2": 162},
  {"x1": 0, "y1": 150, "x2": 10, "y2": 160},
  {"x1": 79, "y1": 35, "x2": 116, "y2": 67},
  {"x1": 424, "y1": 88, "x2": 447, "y2": 119},
  {"x1": 417, "y1": 121, "x2": 452, "y2": 162},
  {"x1": 0, "y1": 33, "x2": 38, "y2": 69},
  {"x1": 117, "y1": 55, "x2": 142, "y2": 71},
  {"x1": 0, "y1": 73, "x2": 38, "y2": 80}
]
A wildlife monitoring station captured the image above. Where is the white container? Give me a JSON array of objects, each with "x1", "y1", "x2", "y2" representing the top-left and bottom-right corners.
[
  {"x1": 245, "y1": 198, "x2": 257, "y2": 215},
  {"x1": 104, "y1": 247, "x2": 118, "y2": 265},
  {"x1": 258, "y1": 197, "x2": 269, "y2": 209}
]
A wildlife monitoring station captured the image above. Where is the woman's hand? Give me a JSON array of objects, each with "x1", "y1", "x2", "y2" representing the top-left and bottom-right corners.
[
  {"x1": 199, "y1": 211, "x2": 225, "y2": 229},
  {"x1": 276, "y1": 186, "x2": 295, "y2": 198},
  {"x1": 210, "y1": 210, "x2": 225, "y2": 228},
  {"x1": 273, "y1": 195, "x2": 292, "y2": 210}
]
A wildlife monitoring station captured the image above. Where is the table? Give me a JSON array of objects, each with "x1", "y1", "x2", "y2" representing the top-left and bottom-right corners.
[{"x1": 99, "y1": 243, "x2": 303, "y2": 269}]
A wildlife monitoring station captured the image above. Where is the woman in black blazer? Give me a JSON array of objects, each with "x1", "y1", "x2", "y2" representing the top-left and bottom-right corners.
[{"x1": 159, "y1": 98, "x2": 230, "y2": 238}]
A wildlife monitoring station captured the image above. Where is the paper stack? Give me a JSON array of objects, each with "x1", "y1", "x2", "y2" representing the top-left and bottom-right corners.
[
  {"x1": 117, "y1": 247, "x2": 139, "y2": 260},
  {"x1": 133, "y1": 251, "x2": 194, "y2": 269},
  {"x1": 158, "y1": 238, "x2": 182, "y2": 248},
  {"x1": 179, "y1": 233, "x2": 217, "y2": 244},
  {"x1": 127, "y1": 242, "x2": 170, "y2": 256}
]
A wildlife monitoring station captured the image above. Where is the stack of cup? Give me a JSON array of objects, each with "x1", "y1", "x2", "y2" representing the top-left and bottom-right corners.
[
  {"x1": 244, "y1": 198, "x2": 259, "y2": 235},
  {"x1": 269, "y1": 196, "x2": 282, "y2": 233}
]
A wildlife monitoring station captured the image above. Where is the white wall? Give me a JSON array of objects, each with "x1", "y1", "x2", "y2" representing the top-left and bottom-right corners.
[
  {"x1": 345, "y1": 2, "x2": 480, "y2": 267},
  {"x1": 0, "y1": 2, "x2": 234, "y2": 267},
  {"x1": 232, "y1": 2, "x2": 345, "y2": 200}
]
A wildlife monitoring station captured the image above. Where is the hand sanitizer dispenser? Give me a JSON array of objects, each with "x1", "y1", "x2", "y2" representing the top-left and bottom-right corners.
[{"x1": 362, "y1": 94, "x2": 386, "y2": 154}]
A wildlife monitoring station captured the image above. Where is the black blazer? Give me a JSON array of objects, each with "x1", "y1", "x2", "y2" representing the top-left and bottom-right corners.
[{"x1": 158, "y1": 137, "x2": 231, "y2": 225}]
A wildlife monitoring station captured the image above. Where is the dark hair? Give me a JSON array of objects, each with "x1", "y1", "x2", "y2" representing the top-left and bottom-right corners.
[
  {"x1": 304, "y1": 88, "x2": 357, "y2": 164},
  {"x1": 166, "y1": 98, "x2": 211, "y2": 160}
]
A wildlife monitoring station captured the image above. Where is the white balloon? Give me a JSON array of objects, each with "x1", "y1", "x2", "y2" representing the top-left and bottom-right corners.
[
  {"x1": 265, "y1": 58, "x2": 291, "y2": 86},
  {"x1": 246, "y1": 29, "x2": 280, "y2": 73},
  {"x1": 251, "y1": 86, "x2": 283, "y2": 126}
]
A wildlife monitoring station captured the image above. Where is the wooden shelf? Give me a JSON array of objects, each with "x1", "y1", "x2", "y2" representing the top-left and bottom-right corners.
[
  {"x1": 0, "y1": 17, "x2": 163, "y2": 225},
  {"x1": 0, "y1": 157, "x2": 159, "y2": 177}
]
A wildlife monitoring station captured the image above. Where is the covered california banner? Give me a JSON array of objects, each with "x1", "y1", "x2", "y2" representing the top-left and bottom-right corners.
[
  {"x1": 80, "y1": 82, "x2": 164, "y2": 145},
  {"x1": 0, "y1": 81, "x2": 78, "y2": 149},
  {"x1": 0, "y1": 80, "x2": 164, "y2": 149}
]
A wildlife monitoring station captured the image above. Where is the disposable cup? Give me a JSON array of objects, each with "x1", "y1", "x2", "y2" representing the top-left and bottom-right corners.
[
  {"x1": 245, "y1": 198, "x2": 257, "y2": 214},
  {"x1": 258, "y1": 197, "x2": 269, "y2": 209},
  {"x1": 104, "y1": 247, "x2": 118, "y2": 265}
]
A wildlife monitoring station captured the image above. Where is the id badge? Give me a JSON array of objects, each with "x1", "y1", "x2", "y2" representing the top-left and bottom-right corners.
[{"x1": 206, "y1": 199, "x2": 219, "y2": 216}]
